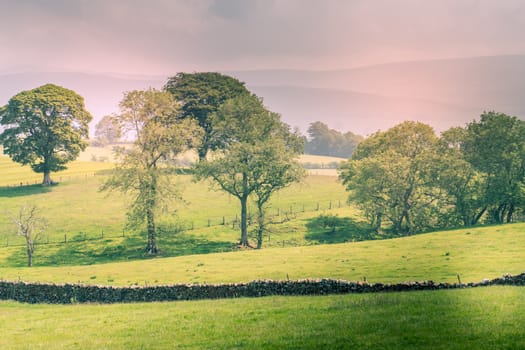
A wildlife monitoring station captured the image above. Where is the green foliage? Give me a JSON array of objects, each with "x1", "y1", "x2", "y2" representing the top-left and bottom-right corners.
[
  {"x1": 164, "y1": 72, "x2": 250, "y2": 159},
  {"x1": 463, "y1": 111, "x2": 525, "y2": 223},
  {"x1": 101, "y1": 89, "x2": 202, "y2": 254},
  {"x1": 195, "y1": 94, "x2": 304, "y2": 247},
  {"x1": 304, "y1": 121, "x2": 363, "y2": 158},
  {"x1": 341, "y1": 115, "x2": 525, "y2": 233},
  {"x1": 340, "y1": 121, "x2": 440, "y2": 234},
  {"x1": 0, "y1": 84, "x2": 92, "y2": 185}
]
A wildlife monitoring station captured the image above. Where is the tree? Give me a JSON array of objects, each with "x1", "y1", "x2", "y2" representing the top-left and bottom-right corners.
[
  {"x1": 164, "y1": 72, "x2": 250, "y2": 160},
  {"x1": 304, "y1": 121, "x2": 363, "y2": 158},
  {"x1": 251, "y1": 138, "x2": 305, "y2": 249},
  {"x1": 101, "y1": 89, "x2": 202, "y2": 254},
  {"x1": 462, "y1": 112, "x2": 525, "y2": 223},
  {"x1": 8, "y1": 205, "x2": 46, "y2": 267},
  {"x1": 433, "y1": 127, "x2": 487, "y2": 227},
  {"x1": 0, "y1": 84, "x2": 92, "y2": 185},
  {"x1": 340, "y1": 122, "x2": 439, "y2": 234},
  {"x1": 94, "y1": 114, "x2": 122, "y2": 145},
  {"x1": 195, "y1": 94, "x2": 304, "y2": 247}
]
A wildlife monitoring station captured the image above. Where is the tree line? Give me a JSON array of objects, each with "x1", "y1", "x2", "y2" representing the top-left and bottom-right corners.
[
  {"x1": 339, "y1": 114, "x2": 525, "y2": 234},
  {"x1": 0, "y1": 73, "x2": 304, "y2": 257}
]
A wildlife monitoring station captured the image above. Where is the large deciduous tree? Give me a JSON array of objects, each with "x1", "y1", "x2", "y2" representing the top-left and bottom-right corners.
[
  {"x1": 195, "y1": 94, "x2": 304, "y2": 248},
  {"x1": 0, "y1": 84, "x2": 92, "y2": 185},
  {"x1": 462, "y1": 111, "x2": 525, "y2": 223},
  {"x1": 339, "y1": 121, "x2": 439, "y2": 234},
  {"x1": 164, "y1": 72, "x2": 250, "y2": 160},
  {"x1": 102, "y1": 89, "x2": 202, "y2": 254}
]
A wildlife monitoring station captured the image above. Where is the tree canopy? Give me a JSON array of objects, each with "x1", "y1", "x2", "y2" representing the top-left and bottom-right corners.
[
  {"x1": 340, "y1": 114, "x2": 525, "y2": 234},
  {"x1": 195, "y1": 94, "x2": 304, "y2": 248},
  {"x1": 102, "y1": 89, "x2": 202, "y2": 254},
  {"x1": 0, "y1": 84, "x2": 92, "y2": 185},
  {"x1": 164, "y1": 72, "x2": 250, "y2": 160}
]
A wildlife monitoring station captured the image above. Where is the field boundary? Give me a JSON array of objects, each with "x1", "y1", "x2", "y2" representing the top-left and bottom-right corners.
[{"x1": 1, "y1": 273, "x2": 524, "y2": 304}]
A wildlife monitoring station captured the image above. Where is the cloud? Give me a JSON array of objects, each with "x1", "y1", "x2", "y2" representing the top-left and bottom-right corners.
[{"x1": 1, "y1": 0, "x2": 525, "y2": 74}]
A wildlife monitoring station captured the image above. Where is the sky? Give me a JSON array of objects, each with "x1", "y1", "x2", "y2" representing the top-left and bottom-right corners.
[{"x1": 2, "y1": 0, "x2": 525, "y2": 75}]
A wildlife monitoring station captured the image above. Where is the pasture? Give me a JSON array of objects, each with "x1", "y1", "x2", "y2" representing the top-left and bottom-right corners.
[
  {"x1": 1, "y1": 151, "x2": 524, "y2": 349},
  {"x1": 1, "y1": 287, "x2": 524, "y2": 349}
]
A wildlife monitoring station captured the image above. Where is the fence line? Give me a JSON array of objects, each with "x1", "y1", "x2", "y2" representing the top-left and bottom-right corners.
[{"x1": 2, "y1": 199, "x2": 349, "y2": 248}]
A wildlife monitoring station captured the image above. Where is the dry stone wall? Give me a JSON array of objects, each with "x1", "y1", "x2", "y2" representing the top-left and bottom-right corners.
[{"x1": 0, "y1": 273, "x2": 524, "y2": 304}]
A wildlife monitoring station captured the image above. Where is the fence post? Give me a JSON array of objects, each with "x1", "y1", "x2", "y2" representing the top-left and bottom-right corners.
[
  {"x1": 208, "y1": 219, "x2": 211, "y2": 227},
  {"x1": 329, "y1": 201, "x2": 332, "y2": 209},
  {"x1": 316, "y1": 203, "x2": 319, "y2": 211},
  {"x1": 222, "y1": 216, "x2": 225, "y2": 225},
  {"x1": 64, "y1": 234, "x2": 67, "y2": 243}
]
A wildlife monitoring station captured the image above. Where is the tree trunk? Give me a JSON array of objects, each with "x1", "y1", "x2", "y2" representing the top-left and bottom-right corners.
[
  {"x1": 506, "y1": 204, "x2": 515, "y2": 223},
  {"x1": 26, "y1": 242, "x2": 33, "y2": 267},
  {"x1": 240, "y1": 195, "x2": 249, "y2": 247},
  {"x1": 42, "y1": 171, "x2": 53, "y2": 185},
  {"x1": 256, "y1": 204, "x2": 264, "y2": 249},
  {"x1": 145, "y1": 207, "x2": 158, "y2": 254},
  {"x1": 197, "y1": 146, "x2": 207, "y2": 162}
]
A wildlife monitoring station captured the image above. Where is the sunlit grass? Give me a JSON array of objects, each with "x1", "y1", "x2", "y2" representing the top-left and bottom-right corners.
[
  {"x1": 0, "y1": 287, "x2": 524, "y2": 349},
  {"x1": 0, "y1": 223, "x2": 523, "y2": 285}
]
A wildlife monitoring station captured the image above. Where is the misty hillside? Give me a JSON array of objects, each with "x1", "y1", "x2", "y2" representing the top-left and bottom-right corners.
[{"x1": 1, "y1": 55, "x2": 524, "y2": 136}]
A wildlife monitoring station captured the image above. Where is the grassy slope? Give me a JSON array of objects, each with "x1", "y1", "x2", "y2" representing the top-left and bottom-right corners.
[
  {"x1": 1, "y1": 287, "x2": 524, "y2": 349},
  {"x1": 0, "y1": 171, "x2": 351, "y2": 259},
  {"x1": 1, "y1": 223, "x2": 523, "y2": 285}
]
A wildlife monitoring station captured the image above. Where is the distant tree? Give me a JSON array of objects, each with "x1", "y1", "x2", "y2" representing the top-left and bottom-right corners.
[
  {"x1": 462, "y1": 112, "x2": 525, "y2": 223},
  {"x1": 195, "y1": 94, "x2": 304, "y2": 247},
  {"x1": 102, "y1": 89, "x2": 202, "y2": 254},
  {"x1": 8, "y1": 204, "x2": 46, "y2": 267},
  {"x1": 0, "y1": 84, "x2": 92, "y2": 185},
  {"x1": 164, "y1": 72, "x2": 250, "y2": 160},
  {"x1": 304, "y1": 121, "x2": 362, "y2": 158},
  {"x1": 94, "y1": 114, "x2": 121, "y2": 145}
]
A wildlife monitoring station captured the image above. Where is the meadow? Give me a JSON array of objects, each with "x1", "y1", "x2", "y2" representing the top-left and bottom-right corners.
[{"x1": 1, "y1": 150, "x2": 524, "y2": 349}]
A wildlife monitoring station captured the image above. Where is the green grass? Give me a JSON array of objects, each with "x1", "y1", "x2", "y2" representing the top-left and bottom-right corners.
[
  {"x1": 0, "y1": 169, "x2": 351, "y2": 259},
  {"x1": 0, "y1": 223, "x2": 523, "y2": 286},
  {"x1": 0, "y1": 155, "x2": 113, "y2": 187},
  {"x1": 0, "y1": 287, "x2": 524, "y2": 349}
]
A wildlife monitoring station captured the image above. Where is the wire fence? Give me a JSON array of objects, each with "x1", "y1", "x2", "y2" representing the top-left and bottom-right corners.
[{"x1": 2, "y1": 199, "x2": 349, "y2": 248}]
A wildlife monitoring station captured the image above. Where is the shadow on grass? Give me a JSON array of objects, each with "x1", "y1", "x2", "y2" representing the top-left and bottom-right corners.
[
  {"x1": 305, "y1": 214, "x2": 379, "y2": 244},
  {"x1": 0, "y1": 184, "x2": 53, "y2": 198},
  {"x1": 5, "y1": 231, "x2": 236, "y2": 267}
]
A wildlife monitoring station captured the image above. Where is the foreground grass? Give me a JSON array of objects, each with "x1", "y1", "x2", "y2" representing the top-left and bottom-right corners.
[
  {"x1": 0, "y1": 287, "x2": 524, "y2": 349},
  {"x1": 1, "y1": 223, "x2": 523, "y2": 285}
]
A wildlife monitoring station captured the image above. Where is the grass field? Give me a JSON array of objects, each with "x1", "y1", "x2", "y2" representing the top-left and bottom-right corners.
[
  {"x1": 0, "y1": 223, "x2": 523, "y2": 285},
  {"x1": 0, "y1": 156, "x2": 352, "y2": 264},
  {"x1": 1, "y1": 287, "x2": 524, "y2": 349},
  {"x1": 2, "y1": 150, "x2": 525, "y2": 349}
]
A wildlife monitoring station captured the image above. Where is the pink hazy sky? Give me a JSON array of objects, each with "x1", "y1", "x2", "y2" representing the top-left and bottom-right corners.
[{"x1": 1, "y1": 0, "x2": 525, "y2": 74}]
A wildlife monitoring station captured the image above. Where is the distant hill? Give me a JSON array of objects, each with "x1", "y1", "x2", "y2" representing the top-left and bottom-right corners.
[{"x1": 1, "y1": 55, "x2": 524, "y2": 136}]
